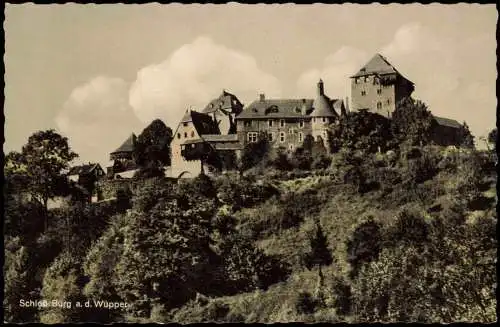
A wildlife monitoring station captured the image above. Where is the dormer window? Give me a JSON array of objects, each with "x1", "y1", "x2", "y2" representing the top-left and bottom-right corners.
[{"x1": 210, "y1": 103, "x2": 214, "y2": 108}]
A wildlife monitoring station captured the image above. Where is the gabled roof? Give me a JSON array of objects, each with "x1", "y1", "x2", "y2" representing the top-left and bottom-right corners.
[
  {"x1": 433, "y1": 116, "x2": 462, "y2": 129},
  {"x1": 110, "y1": 133, "x2": 137, "y2": 154},
  {"x1": 351, "y1": 53, "x2": 398, "y2": 78},
  {"x1": 202, "y1": 90, "x2": 243, "y2": 115},
  {"x1": 236, "y1": 99, "x2": 315, "y2": 119},
  {"x1": 68, "y1": 163, "x2": 102, "y2": 176},
  {"x1": 180, "y1": 110, "x2": 221, "y2": 135}
]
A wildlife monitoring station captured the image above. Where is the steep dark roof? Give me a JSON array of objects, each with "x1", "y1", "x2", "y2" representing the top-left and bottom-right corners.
[
  {"x1": 236, "y1": 99, "x2": 315, "y2": 119},
  {"x1": 351, "y1": 53, "x2": 398, "y2": 78},
  {"x1": 433, "y1": 116, "x2": 462, "y2": 129},
  {"x1": 68, "y1": 163, "x2": 102, "y2": 176},
  {"x1": 180, "y1": 110, "x2": 221, "y2": 135},
  {"x1": 202, "y1": 90, "x2": 243, "y2": 115},
  {"x1": 111, "y1": 133, "x2": 136, "y2": 154},
  {"x1": 311, "y1": 95, "x2": 339, "y2": 118}
]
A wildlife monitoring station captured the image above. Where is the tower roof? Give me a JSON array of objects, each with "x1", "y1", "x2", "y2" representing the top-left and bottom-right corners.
[
  {"x1": 311, "y1": 95, "x2": 338, "y2": 117},
  {"x1": 351, "y1": 53, "x2": 398, "y2": 78},
  {"x1": 110, "y1": 133, "x2": 136, "y2": 154},
  {"x1": 201, "y1": 90, "x2": 243, "y2": 115},
  {"x1": 310, "y1": 79, "x2": 339, "y2": 118}
]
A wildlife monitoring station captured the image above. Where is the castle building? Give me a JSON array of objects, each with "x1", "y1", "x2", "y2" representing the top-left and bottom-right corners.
[
  {"x1": 350, "y1": 53, "x2": 415, "y2": 118},
  {"x1": 107, "y1": 133, "x2": 138, "y2": 178},
  {"x1": 235, "y1": 79, "x2": 344, "y2": 153},
  {"x1": 170, "y1": 91, "x2": 243, "y2": 178}
]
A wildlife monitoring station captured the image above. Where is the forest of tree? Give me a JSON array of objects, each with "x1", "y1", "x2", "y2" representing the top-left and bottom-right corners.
[{"x1": 3, "y1": 98, "x2": 497, "y2": 323}]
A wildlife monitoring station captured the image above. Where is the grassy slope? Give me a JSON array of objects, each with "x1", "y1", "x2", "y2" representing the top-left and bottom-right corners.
[{"x1": 171, "y1": 150, "x2": 497, "y2": 323}]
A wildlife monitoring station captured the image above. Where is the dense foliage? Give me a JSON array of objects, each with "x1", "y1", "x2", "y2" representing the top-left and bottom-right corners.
[{"x1": 4, "y1": 104, "x2": 496, "y2": 324}]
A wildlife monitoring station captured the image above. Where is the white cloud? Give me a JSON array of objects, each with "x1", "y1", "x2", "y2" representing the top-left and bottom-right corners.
[
  {"x1": 129, "y1": 36, "x2": 282, "y2": 128},
  {"x1": 296, "y1": 46, "x2": 369, "y2": 100},
  {"x1": 297, "y1": 22, "x2": 496, "y2": 139},
  {"x1": 55, "y1": 76, "x2": 144, "y2": 167}
]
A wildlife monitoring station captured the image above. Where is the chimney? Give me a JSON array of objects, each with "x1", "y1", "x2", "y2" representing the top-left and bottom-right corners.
[
  {"x1": 260, "y1": 94, "x2": 265, "y2": 102},
  {"x1": 317, "y1": 79, "x2": 324, "y2": 96},
  {"x1": 345, "y1": 96, "x2": 350, "y2": 113},
  {"x1": 301, "y1": 99, "x2": 307, "y2": 115}
]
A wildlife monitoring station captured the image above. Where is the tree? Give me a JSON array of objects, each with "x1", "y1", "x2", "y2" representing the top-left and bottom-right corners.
[
  {"x1": 391, "y1": 97, "x2": 434, "y2": 147},
  {"x1": 16, "y1": 130, "x2": 78, "y2": 230},
  {"x1": 134, "y1": 119, "x2": 173, "y2": 167},
  {"x1": 487, "y1": 127, "x2": 497, "y2": 150},
  {"x1": 39, "y1": 252, "x2": 87, "y2": 323},
  {"x1": 239, "y1": 132, "x2": 270, "y2": 171},
  {"x1": 4, "y1": 239, "x2": 40, "y2": 323},
  {"x1": 330, "y1": 110, "x2": 394, "y2": 153},
  {"x1": 304, "y1": 222, "x2": 333, "y2": 270},
  {"x1": 113, "y1": 185, "x2": 217, "y2": 318},
  {"x1": 457, "y1": 122, "x2": 475, "y2": 149},
  {"x1": 346, "y1": 217, "x2": 383, "y2": 278}
]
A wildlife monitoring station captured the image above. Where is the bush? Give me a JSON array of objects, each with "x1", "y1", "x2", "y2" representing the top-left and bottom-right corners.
[
  {"x1": 346, "y1": 217, "x2": 383, "y2": 279},
  {"x1": 295, "y1": 291, "x2": 320, "y2": 314}
]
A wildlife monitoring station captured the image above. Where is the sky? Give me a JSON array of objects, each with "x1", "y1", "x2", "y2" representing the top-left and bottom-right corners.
[{"x1": 4, "y1": 3, "x2": 497, "y2": 167}]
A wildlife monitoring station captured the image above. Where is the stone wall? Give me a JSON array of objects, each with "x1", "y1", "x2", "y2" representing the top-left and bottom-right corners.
[{"x1": 96, "y1": 176, "x2": 173, "y2": 200}]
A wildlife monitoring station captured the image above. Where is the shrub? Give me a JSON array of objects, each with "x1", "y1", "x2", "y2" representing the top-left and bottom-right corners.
[
  {"x1": 328, "y1": 276, "x2": 352, "y2": 316},
  {"x1": 346, "y1": 217, "x2": 383, "y2": 279},
  {"x1": 295, "y1": 291, "x2": 319, "y2": 315},
  {"x1": 383, "y1": 208, "x2": 429, "y2": 248}
]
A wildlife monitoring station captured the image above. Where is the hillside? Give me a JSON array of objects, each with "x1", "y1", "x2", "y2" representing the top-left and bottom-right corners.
[{"x1": 4, "y1": 142, "x2": 497, "y2": 323}]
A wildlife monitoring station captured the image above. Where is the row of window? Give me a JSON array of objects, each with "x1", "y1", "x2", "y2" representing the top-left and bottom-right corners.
[
  {"x1": 243, "y1": 118, "x2": 329, "y2": 128},
  {"x1": 361, "y1": 89, "x2": 384, "y2": 96},
  {"x1": 247, "y1": 131, "x2": 328, "y2": 143},
  {"x1": 376, "y1": 99, "x2": 392, "y2": 109},
  {"x1": 177, "y1": 130, "x2": 195, "y2": 139},
  {"x1": 354, "y1": 76, "x2": 391, "y2": 85}
]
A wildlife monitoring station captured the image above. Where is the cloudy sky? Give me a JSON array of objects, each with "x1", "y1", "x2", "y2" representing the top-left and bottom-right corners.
[{"x1": 4, "y1": 3, "x2": 497, "y2": 166}]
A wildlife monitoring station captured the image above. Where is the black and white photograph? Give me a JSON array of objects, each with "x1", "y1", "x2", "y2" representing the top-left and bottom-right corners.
[{"x1": 3, "y1": 3, "x2": 497, "y2": 323}]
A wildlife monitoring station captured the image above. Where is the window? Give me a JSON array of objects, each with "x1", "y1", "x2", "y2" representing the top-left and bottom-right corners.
[
  {"x1": 177, "y1": 133, "x2": 181, "y2": 139},
  {"x1": 268, "y1": 119, "x2": 274, "y2": 127},
  {"x1": 354, "y1": 77, "x2": 359, "y2": 84},
  {"x1": 299, "y1": 120, "x2": 304, "y2": 128},
  {"x1": 184, "y1": 132, "x2": 188, "y2": 138},
  {"x1": 247, "y1": 132, "x2": 258, "y2": 143},
  {"x1": 191, "y1": 131, "x2": 195, "y2": 137},
  {"x1": 279, "y1": 132, "x2": 285, "y2": 143},
  {"x1": 244, "y1": 121, "x2": 252, "y2": 127},
  {"x1": 361, "y1": 90, "x2": 366, "y2": 96},
  {"x1": 387, "y1": 99, "x2": 391, "y2": 105},
  {"x1": 377, "y1": 102, "x2": 382, "y2": 110},
  {"x1": 298, "y1": 132, "x2": 303, "y2": 143},
  {"x1": 364, "y1": 76, "x2": 369, "y2": 82},
  {"x1": 280, "y1": 119, "x2": 285, "y2": 127},
  {"x1": 377, "y1": 89, "x2": 382, "y2": 95},
  {"x1": 268, "y1": 132, "x2": 275, "y2": 142},
  {"x1": 322, "y1": 117, "x2": 326, "y2": 123},
  {"x1": 183, "y1": 122, "x2": 188, "y2": 127}
]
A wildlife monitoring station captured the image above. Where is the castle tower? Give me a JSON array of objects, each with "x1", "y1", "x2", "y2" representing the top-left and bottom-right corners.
[
  {"x1": 310, "y1": 79, "x2": 338, "y2": 152},
  {"x1": 350, "y1": 53, "x2": 414, "y2": 118}
]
